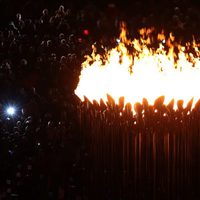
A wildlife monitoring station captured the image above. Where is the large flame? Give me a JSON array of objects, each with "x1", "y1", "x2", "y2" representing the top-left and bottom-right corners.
[{"x1": 75, "y1": 23, "x2": 200, "y2": 112}]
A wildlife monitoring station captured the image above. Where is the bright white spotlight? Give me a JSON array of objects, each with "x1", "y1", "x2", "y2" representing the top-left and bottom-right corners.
[{"x1": 6, "y1": 106, "x2": 16, "y2": 116}]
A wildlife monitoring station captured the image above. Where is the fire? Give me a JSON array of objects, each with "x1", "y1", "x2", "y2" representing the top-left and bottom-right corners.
[{"x1": 75, "y1": 23, "x2": 200, "y2": 112}]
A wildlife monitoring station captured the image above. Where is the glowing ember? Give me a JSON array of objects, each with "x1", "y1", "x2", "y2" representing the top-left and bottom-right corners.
[{"x1": 75, "y1": 23, "x2": 200, "y2": 112}]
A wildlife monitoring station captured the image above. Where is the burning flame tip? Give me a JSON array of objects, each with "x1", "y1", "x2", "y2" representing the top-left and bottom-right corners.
[{"x1": 75, "y1": 25, "x2": 200, "y2": 114}]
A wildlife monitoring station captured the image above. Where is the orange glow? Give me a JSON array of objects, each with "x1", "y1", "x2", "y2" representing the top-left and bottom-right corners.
[{"x1": 75, "y1": 23, "x2": 200, "y2": 113}]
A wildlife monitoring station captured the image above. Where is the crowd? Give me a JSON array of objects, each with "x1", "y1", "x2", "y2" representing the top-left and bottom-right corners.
[{"x1": 0, "y1": 1, "x2": 200, "y2": 199}]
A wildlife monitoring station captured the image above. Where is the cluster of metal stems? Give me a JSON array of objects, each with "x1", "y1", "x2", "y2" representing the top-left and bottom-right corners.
[{"x1": 78, "y1": 96, "x2": 200, "y2": 199}]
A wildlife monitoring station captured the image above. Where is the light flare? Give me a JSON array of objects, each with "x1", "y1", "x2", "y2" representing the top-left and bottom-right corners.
[{"x1": 6, "y1": 106, "x2": 16, "y2": 116}]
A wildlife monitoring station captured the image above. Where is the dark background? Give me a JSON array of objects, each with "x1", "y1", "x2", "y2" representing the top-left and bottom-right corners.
[{"x1": 1, "y1": 0, "x2": 200, "y2": 23}]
